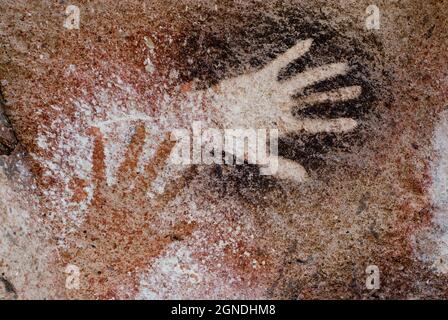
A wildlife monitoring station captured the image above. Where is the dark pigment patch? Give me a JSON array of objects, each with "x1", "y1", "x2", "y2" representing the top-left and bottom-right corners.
[{"x1": 172, "y1": 3, "x2": 384, "y2": 183}]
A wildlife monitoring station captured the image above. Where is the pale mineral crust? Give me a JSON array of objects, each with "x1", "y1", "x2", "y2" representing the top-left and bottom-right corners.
[{"x1": 0, "y1": 0, "x2": 447, "y2": 299}]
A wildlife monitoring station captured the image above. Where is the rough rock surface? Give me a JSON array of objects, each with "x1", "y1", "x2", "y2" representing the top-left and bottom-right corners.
[{"x1": 0, "y1": 0, "x2": 447, "y2": 299}]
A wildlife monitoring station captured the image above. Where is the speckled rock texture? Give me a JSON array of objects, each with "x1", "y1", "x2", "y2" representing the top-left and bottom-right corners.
[{"x1": 0, "y1": 0, "x2": 447, "y2": 299}]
